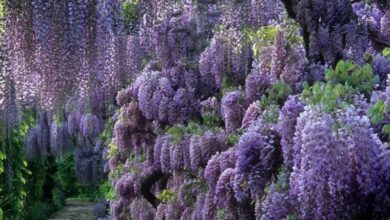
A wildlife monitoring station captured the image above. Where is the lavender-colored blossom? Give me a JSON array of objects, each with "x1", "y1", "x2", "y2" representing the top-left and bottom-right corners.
[
  {"x1": 138, "y1": 73, "x2": 159, "y2": 120},
  {"x1": 160, "y1": 135, "x2": 171, "y2": 172},
  {"x1": 93, "y1": 199, "x2": 109, "y2": 218},
  {"x1": 191, "y1": 193, "x2": 205, "y2": 220},
  {"x1": 204, "y1": 153, "x2": 221, "y2": 192},
  {"x1": 221, "y1": 90, "x2": 245, "y2": 133},
  {"x1": 166, "y1": 201, "x2": 184, "y2": 220},
  {"x1": 200, "y1": 96, "x2": 220, "y2": 116},
  {"x1": 190, "y1": 135, "x2": 202, "y2": 170},
  {"x1": 170, "y1": 142, "x2": 184, "y2": 170},
  {"x1": 180, "y1": 207, "x2": 193, "y2": 220},
  {"x1": 200, "y1": 131, "x2": 227, "y2": 164},
  {"x1": 116, "y1": 86, "x2": 133, "y2": 107},
  {"x1": 245, "y1": 72, "x2": 270, "y2": 105},
  {"x1": 242, "y1": 101, "x2": 262, "y2": 129},
  {"x1": 67, "y1": 112, "x2": 80, "y2": 135},
  {"x1": 203, "y1": 192, "x2": 217, "y2": 220},
  {"x1": 277, "y1": 95, "x2": 304, "y2": 169},
  {"x1": 232, "y1": 173, "x2": 251, "y2": 203},
  {"x1": 381, "y1": 11, "x2": 390, "y2": 41},
  {"x1": 261, "y1": 190, "x2": 292, "y2": 220},
  {"x1": 291, "y1": 106, "x2": 390, "y2": 219},
  {"x1": 199, "y1": 35, "x2": 227, "y2": 91},
  {"x1": 155, "y1": 204, "x2": 168, "y2": 220},
  {"x1": 75, "y1": 145, "x2": 104, "y2": 185},
  {"x1": 50, "y1": 122, "x2": 73, "y2": 156},
  {"x1": 115, "y1": 173, "x2": 135, "y2": 198},
  {"x1": 80, "y1": 113, "x2": 102, "y2": 138},
  {"x1": 153, "y1": 135, "x2": 165, "y2": 169},
  {"x1": 215, "y1": 168, "x2": 238, "y2": 219},
  {"x1": 114, "y1": 119, "x2": 132, "y2": 156},
  {"x1": 236, "y1": 131, "x2": 264, "y2": 173},
  {"x1": 270, "y1": 30, "x2": 288, "y2": 82},
  {"x1": 25, "y1": 126, "x2": 39, "y2": 160},
  {"x1": 129, "y1": 198, "x2": 155, "y2": 220},
  {"x1": 373, "y1": 55, "x2": 390, "y2": 89},
  {"x1": 218, "y1": 148, "x2": 236, "y2": 172},
  {"x1": 236, "y1": 131, "x2": 280, "y2": 196}
]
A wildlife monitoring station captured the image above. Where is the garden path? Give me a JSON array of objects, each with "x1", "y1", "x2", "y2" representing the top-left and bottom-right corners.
[{"x1": 47, "y1": 199, "x2": 95, "y2": 220}]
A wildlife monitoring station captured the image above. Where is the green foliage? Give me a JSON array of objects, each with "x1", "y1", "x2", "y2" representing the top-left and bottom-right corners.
[
  {"x1": 202, "y1": 115, "x2": 223, "y2": 129},
  {"x1": 110, "y1": 163, "x2": 125, "y2": 180},
  {"x1": 52, "y1": 187, "x2": 65, "y2": 208},
  {"x1": 0, "y1": 151, "x2": 5, "y2": 176},
  {"x1": 99, "y1": 118, "x2": 115, "y2": 144},
  {"x1": 368, "y1": 99, "x2": 390, "y2": 142},
  {"x1": 23, "y1": 202, "x2": 57, "y2": 220},
  {"x1": 53, "y1": 112, "x2": 64, "y2": 125},
  {"x1": 383, "y1": 47, "x2": 390, "y2": 58},
  {"x1": 221, "y1": 75, "x2": 240, "y2": 95},
  {"x1": 287, "y1": 214, "x2": 299, "y2": 220},
  {"x1": 260, "y1": 82, "x2": 292, "y2": 108},
  {"x1": 283, "y1": 21, "x2": 304, "y2": 45},
  {"x1": 262, "y1": 104, "x2": 280, "y2": 123},
  {"x1": 98, "y1": 181, "x2": 115, "y2": 200},
  {"x1": 156, "y1": 189, "x2": 176, "y2": 203},
  {"x1": 303, "y1": 60, "x2": 378, "y2": 113},
  {"x1": 166, "y1": 125, "x2": 186, "y2": 144},
  {"x1": 244, "y1": 21, "x2": 303, "y2": 58},
  {"x1": 382, "y1": 124, "x2": 390, "y2": 136},
  {"x1": 244, "y1": 25, "x2": 278, "y2": 57},
  {"x1": 186, "y1": 121, "x2": 203, "y2": 135},
  {"x1": 122, "y1": 0, "x2": 139, "y2": 30},
  {"x1": 227, "y1": 129, "x2": 243, "y2": 146},
  {"x1": 55, "y1": 153, "x2": 80, "y2": 197},
  {"x1": 218, "y1": 208, "x2": 227, "y2": 220},
  {"x1": 166, "y1": 119, "x2": 223, "y2": 144},
  {"x1": 107, "y1": 141, "x2": 119, "y2": 159},
  {"x1": 302, "y1": 82, "x2": 354, "y2": 113},
  {"x1": 0, "y1": 0, "x2": 3, "y2": 34},
  {"x1": 55, "y1": 153, "x2": 104, "y2": 202},
  {"x1": 24, "y1": 157, "x2": 61, "y2": 220},
  {"x1": 75, "y1": 185, "x2": 101, "y2": 201},
  {"x1": 325, "y1": 60, "x2": 377, "y2": 95},
  {"x1": 368, "y1": 100, "x2": 387, "y2": 125},
  {"x1": 0, "y1": 151, "x2": 3, "y2": 219},
  {"x1": 0, "y1": 110, "x2": 33, "y2": 219}
]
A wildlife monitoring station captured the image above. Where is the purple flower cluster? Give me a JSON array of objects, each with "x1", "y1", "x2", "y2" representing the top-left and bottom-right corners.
[
  {"x1": 289, "y1": 106, "x2": 390, "y2": 219},
  {"x1": 241, "y1": 101, "x2": 262, "y2": 129},
  {"x1": 221, "y1": 90, "x2": 245, "y2": 133},
  {"x1": 134, "y1": 65, "x2": 201, "y2": 124},
  {"x1": 80, "y1": 113, "x2": 102, "y2": 138},
  {"x1": 277, "y1": 95, "x2": 304, "y2": 169},
  {"x1": 75, "y1": 145, "x2": 105, "y2": 186},
  {"x1": 3, "y1": 0, "x2": 133, "y2": 110},
  {"x1": 9, "y1": 0, "x2": 390, "y2": 219},
  {"x1": 50, "y1": 122, "x2": 73, "y2": 157},
  {"x1": 245, "y1": 72, "x2": 270, "y2": 105}
]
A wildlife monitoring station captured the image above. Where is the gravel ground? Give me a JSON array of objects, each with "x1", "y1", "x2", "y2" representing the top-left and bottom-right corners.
[{"x1": 47, "y1": 200, "x2": 95, "y2": 220}]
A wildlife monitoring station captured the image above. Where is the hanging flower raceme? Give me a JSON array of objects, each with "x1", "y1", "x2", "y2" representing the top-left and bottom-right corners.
[
  {"x1": 221, "y1": 90, "x2": 245, "y2": 133},
  {"x1": 2, "y1": 0, "x2": 132, "y2": 110},
  {"x1": 277, "y1": 95, "x2": 304, "y2": 169},
  {"x1": 290, "y1": 105, "x2": 390, "y2": 219},
  {"x1": 80, "y1": 113, "x2": 102, "y2": 138}
]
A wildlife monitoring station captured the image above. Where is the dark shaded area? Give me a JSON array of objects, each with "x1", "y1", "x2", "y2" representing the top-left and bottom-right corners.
[{"x1": 140, "y1": 171, "x2": 170, "y2": 208}]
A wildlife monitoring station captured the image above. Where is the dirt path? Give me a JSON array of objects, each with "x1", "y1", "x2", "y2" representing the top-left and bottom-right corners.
[{"x1": 48, "y1": 199, "x2": 95, "y2": 220}]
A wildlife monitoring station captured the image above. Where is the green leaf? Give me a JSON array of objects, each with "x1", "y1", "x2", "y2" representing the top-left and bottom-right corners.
[
  {"x1": 368, "y1": 100, "x2": 386, "y2": 125},
  {"x1": 382, "y1": 124, "x2": 390, "y2": 135},
  {"x1": 383, "y1": 47, "x2": 390, "y2": 58}
]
